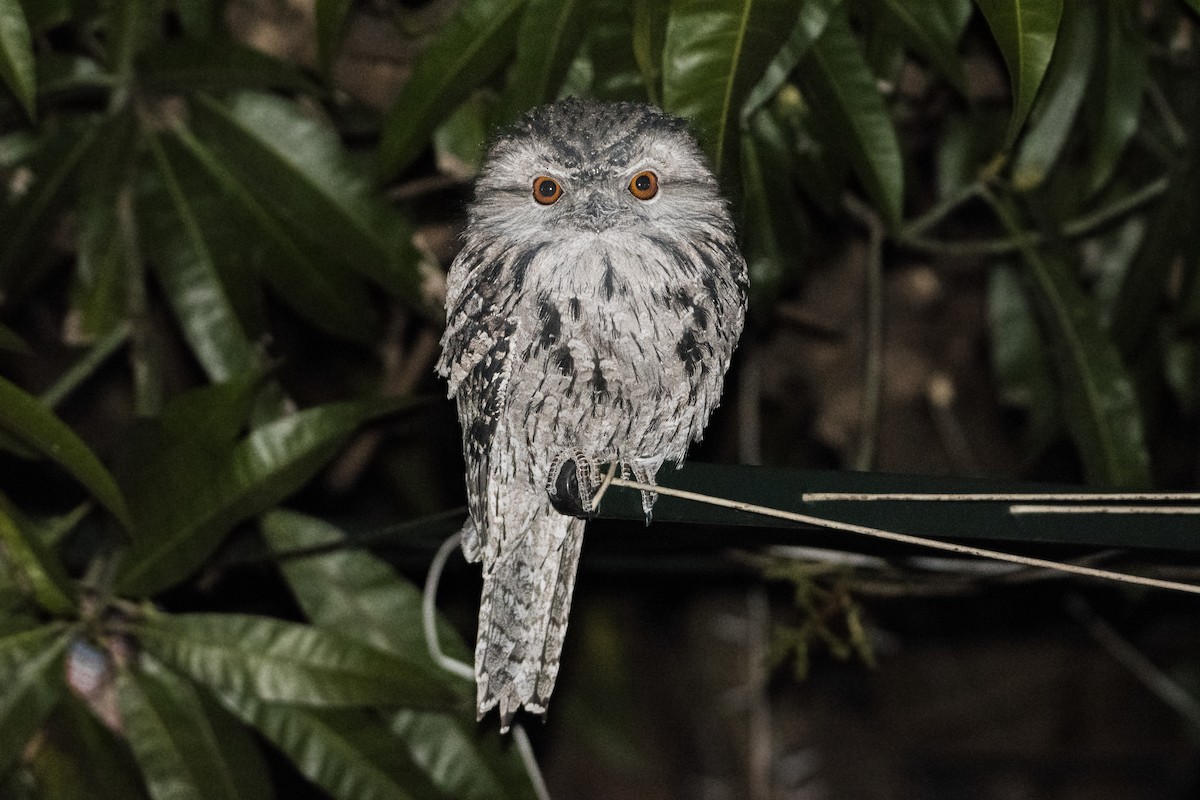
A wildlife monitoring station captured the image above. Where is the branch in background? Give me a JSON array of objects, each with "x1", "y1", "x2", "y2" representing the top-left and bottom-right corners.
[{"x1": 841, "y1": 194, "x2": 885, "y2": 472}]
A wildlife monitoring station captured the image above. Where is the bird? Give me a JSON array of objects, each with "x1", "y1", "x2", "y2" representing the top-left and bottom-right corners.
[{"x1": 437, "y1": 97, "x2": 747, "y2": 731}]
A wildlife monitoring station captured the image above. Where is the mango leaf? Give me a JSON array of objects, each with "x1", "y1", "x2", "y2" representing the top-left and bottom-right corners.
[
  {"x1": 223, "y1": 698, "x2": 452, "y2": 800},
  {"x1": 1109, "y1": 150, "x2": 1200, "y2": 358},
  {"x1": 741, "y1": 109, "x2": 806, "y2": 313},
  {"x1": 26, "y1": 696, "x2": 150, "y2": 800},
  {"x1": 495, "y1": 0, "x2": 591, "y2": 123},
  {"x1": 378, "y1": 0, "x2": 525, "y2": 179},
  {"x1": 390, "y1": 711, "x2": 537, "y2": 800},
  {"x1": 0, "y1": 375, "x2": 131, "y2": 527},
  {"x1": 116, "y1": 395, "x2": 418, "y2": 596},
  {"x1": 189, "y1": 93, "x2": 422, "y2": 302},
  {"x1": 261, "y1": 510, "x2": 471, "y2": 668},
  {"x1": 118, "y1": 659, "x2": 272, "y2": 800},
  {"x1": 741, "y1": 0, "x2": 840, "y2": 122},
  {"x1": 136, "y1": 39, "x2": 318, "y2": 94},
  {"x1": 17, "y1": 0, "x2": 69, "y2": 34},
  {"x1": 0, "y1": 321, "x2": 29, "y2": 353},
  {"x1": 991, "y1": 193, "x2": 1150, "y2": 487},
  {"x1": 165, "y1": 124, "x2": 378, "y2": 343},
  {"x1": 662, "y1": 0, "x2": 801, "y2": 181},
  {"x1": 576, "y1": 0, "x2": 645, "y2": 101},
  {"x1": 796, "y1": 7, "x2": 904, "y2": 227},
  {"x1": 432, "y1": 93, "x2": 491, "y2": 179},
  {"x1": 0, "y1": 123, "x2": 97, "y2": 301},
  {"x1": 632, "y1": 0, "x2": 668, "y2": 104},
  {"x1": 0, "y1": 0, "x2": 34, "y2": 117},
  {"x1": 136, "y1": 613, "x2": 459, "y2": 709},
  {"x1": 0, "y1": 494, "x2": 75, "y2": 615},
  {"x1": 0, "y1": 626, "x2": 67, "y2": 775},
  {"x1": 262, "y1": 511, "x2": 538, "y2": 799},
  {"x1": 1085, "y1": 0, "x2": 1146, "y2": 194},
  {"x1": 987, "y1": 265, "x2": 1059, "y2": 448},
  {"x1": 144, "y1": 132, "x2": 258, "y2": 383},
  {"x1": 975, "y1": 0, "x2": 1064, "y2": 149},
  {"x1": 870, "y1": 0, "x2": 967, "y2": 92},
  {"x1": 1011, "y1": 0, "x2": 1096, "y2": 191},
  {"x1": 73, "y1": 110, "x2": 137, "y2": 341},
  {"x1": 315, "y1": 0, "x2": 353, "y2": 76}
]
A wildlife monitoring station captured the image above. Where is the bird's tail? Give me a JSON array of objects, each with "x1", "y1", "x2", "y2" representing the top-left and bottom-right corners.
[{"x1": 475, "y1": 509, "x2": 586, "y2": 732}]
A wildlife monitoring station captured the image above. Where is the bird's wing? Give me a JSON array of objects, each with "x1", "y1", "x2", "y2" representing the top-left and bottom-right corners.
[{"x1": 440, "y1": 290, "x2": 517, "y2": 561}]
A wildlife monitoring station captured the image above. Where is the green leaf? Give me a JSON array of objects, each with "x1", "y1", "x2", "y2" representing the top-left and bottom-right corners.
[
  {"x1": 632, "y1": 0, "x2": 668, "y2": 104},
  {"x1": 0, "y1": 626, "x2": 67, "y2": 775},
  {"x1": 975, "y1": 0, "x2": 1065, "y2": 149},
  {"x1": 495, "y1": 0, "x2": 591, "y2": 122},
  {"x1": 165, "y1": 123, "x2": 378, "y2": 343},
  {"x1": 796, "y1": 7, "x2": 904, "y2": 227},
  {"x1": 378, "y1": 0, "x2": 525, "y2": 179},
  {"x1": 1084, "y1": 0, "x2": 1146, "y2": 194},
  {"x1": 990, "y1": 193, "x2": 1150, "y2": 487},
  {"x1": 261, "y1": 510, "x2": 471, "y2": 668},
  {"x1": 136, "y1": 40, "x2": 318, "y2": 94},
  {"x1": 662, "y1": 0, "x2": 801, "y2": 181},
  {"x1": 741, "y1": 109, "x2": 806, "y2": 312},
  {"x1": 573, "y1": 0, "x2": 645, "y2": 101},
  {"x1": 0, "y1": 321, "x2": 30, "y2": 353},
  {"x1": 136, "y1": 613, "x2": 459, "y2": 708},
  {"x1": 73, "y1": 109, "x2": 138, "y2": 341},
  {"x1": 0, "y1": 493, "x2": 76, "y2": 615},
  {"x1": 0, "y1": 0, "x2": 34, "y2": 117},
  {"x1": 389, "y1": 711, "x2": 536, "y2": 800},
  {"x1": 1011, "y1": 0, "x2": 1096, "y2": 191},
  {"x1": 987, "y1": 265, "x2": 1059, "y2": 447},
  {"x1": 189, "y1": 93, "x2": 422, "y2": 302},
  {"x1": 315, "y1": 0, "x2": 353, "y2": 76},
  {"x1": 0, "y1": 124, "x2": 97, "y2": 301},
  {"x1": 118, "y1": 660, "x2": 273, "y2": 800},
  {"x1": 262, "y1": 512, "x2": 537, "y2": 798},
  {"x1": 25, "y1": 696, "x2": 150, "y2": 800},
  {"x1": 1109, "y1": 150, "x2": 1200, "y2": 358},
  {"x1": 432, "y1": 93, "x2": 492, "y2": 179},
  {"x1": 741, "y1": 0, "x2": 840, "y2": 122},
  {"x1": 144, "y1": 132, "x2": 258, "y2": 382},
  {"x1": 17, "y1": 0, "x2": 70, "y2": 34},
  {"x1": 870, "y1": 0, "x2": 967, "y2": 92},
  {"x1": 0, "y1": 375, "x2": 131, "y2": 527},
  {"x1": 219, "y1": 698, "x2": 450, "y2": 800},
  {"x1": 116, "y1": 396, "x2": 418, "y2": 596}
]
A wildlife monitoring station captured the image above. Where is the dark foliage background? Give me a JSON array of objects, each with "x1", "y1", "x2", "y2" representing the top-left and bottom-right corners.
[{"x1": 1, "y1": 0, "x2": 1200, "y2": 797}]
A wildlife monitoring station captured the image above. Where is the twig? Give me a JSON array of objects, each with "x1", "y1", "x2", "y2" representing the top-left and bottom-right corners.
[
  {"x1": 842, "y1": 194, "x2": 885, "y2": 472},
  {"x1": 1067, "y1": 596, "x2": 1200, "y2": 734},
  {"x1": 801, "y1": 491, "x2": 1200, "y2": 502},
  {"x1": 896, "y1": 176, "x2": 1169, "y2": 257},
  {"x1": 604, "y1": 478, "x2": 1200, "y2": 596}
]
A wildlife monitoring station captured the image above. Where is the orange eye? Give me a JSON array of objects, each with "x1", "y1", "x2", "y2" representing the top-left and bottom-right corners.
[
  {"x1": 533, "y1": 175, "x2": 562, "y2": 205},
  {"x1": 629, "y1": 170, "x2": 659, "y2": 200}
]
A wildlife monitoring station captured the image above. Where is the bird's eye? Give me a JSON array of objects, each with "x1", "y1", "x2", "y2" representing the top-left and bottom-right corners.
[
  {"x1": 533, "y1": 176, "x2": 562, "y2": 205},
  {"x1": 629, "y1": 170, "x2": 659, "y2": 201}
]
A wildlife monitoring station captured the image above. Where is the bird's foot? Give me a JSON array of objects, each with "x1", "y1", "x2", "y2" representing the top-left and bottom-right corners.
[{"x1": 546, "y1": 451, "x2": 599, "y2": 519}]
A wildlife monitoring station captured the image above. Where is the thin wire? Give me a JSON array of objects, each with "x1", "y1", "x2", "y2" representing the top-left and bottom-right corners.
[
  {"x1": 1010, "y1": 505, "x2": 1200, "y2": 515},
  {"x1": 422, "y1": 532, "x2": 553, "y2": 800},
  {"x1": 607, "y1": 478, "x2": 1200, "y2": 596},
  {"x1": 421, "y1": 532, "x2": 473, "y2": 681},
  {"x1": 802, "y1": 491, "x2": 1200, "y2": 502}
]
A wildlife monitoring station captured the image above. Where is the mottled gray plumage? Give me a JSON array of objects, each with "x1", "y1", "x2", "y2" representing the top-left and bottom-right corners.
[{"x1": 438, "y1": 98, "x2": 746, "y2": 731}]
